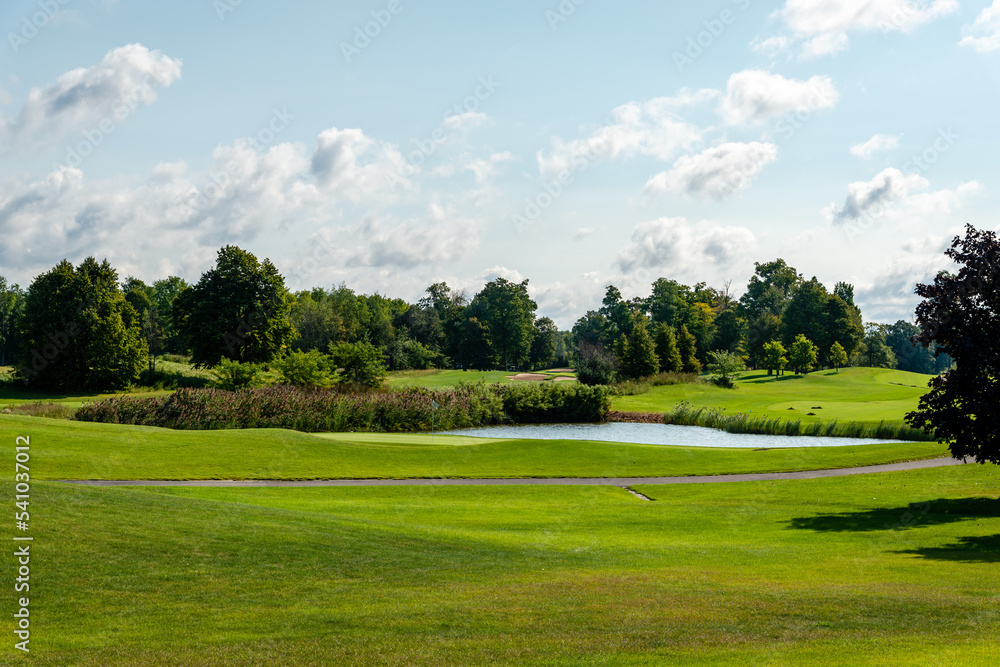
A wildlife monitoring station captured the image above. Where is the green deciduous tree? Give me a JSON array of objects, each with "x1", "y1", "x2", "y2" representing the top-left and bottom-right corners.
[
  {"x1": 529, "y1": 317, "x2": 558, "y2": 370},
  {"x1": 788, "y1": 334, "x2": 818, "y2": 375},
  {"x1": 467, "y1": 278, "x2": 537, "y2": 369},
  {"x1": 0, "y1": 277, "x2": 25, "y2": 368},
  {"x1": 275, "y1": 349, "x2": 332, "y2": 387},
  {"x1": 329, "y1": 340, "x2": 387, "y2": 387},
  {"x1": 830, "y1": 341, "x2": 848, "y2": 372},
  {"x1": 762, "y1": 340, "x2": 788, "y2": 376},
  {"x1": 16, "y1": 258, "x2": 146, "y2": 391},
  {"x1": 707, "y1": 350, "x2": 745, "y2": 388},
  {"x1": 173, "y1": 246, "x2": 295, "y2": 368}
]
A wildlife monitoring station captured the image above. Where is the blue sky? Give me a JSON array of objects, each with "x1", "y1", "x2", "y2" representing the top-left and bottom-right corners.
[{"x1": 1, "y1": 0, "x2": 998, "y2": 327}]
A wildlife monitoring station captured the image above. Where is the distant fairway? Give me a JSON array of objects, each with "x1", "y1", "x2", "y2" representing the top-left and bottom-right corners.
[{"x1": 614, "y1": 367, "x2": 932, "y2": 424}]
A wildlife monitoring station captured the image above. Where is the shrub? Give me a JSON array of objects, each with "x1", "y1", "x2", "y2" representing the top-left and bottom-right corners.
[
  {"x1": 329, "y1": 341, "x2": 387, "y2": 387},
  {"x1": 576, "y1": 350, "x2": 616, "y2": 386},
  {"x1": 274, "y1": 349, "x2": 332, "y2": 387},
  {"x1": 211, "y1": 358, "x2": 266, "y2": 391},
  {"x1": 74, "y1": 382, "x2": 612, "y2": 432}
]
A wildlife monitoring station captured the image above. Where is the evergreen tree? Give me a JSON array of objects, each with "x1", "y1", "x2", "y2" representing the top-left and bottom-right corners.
[
  {"x1": 653, "y1": 323, "x2": 683, "y2": 373},
  {"x1": 677, "y1": 324, "x2": 702, "y2": 373},
  {"x1": 618, "y1": 321, "x2": 659, "y2": 380}
]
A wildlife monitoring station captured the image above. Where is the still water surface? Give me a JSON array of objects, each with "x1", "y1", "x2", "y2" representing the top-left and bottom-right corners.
[{"x1": 440, "y1": 422, "x2": 912, "y2": 448}]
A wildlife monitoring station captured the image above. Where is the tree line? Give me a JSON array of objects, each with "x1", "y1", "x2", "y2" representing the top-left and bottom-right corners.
[{"x1": 0, "y1": 247, "x2": 949, "y2": 392}]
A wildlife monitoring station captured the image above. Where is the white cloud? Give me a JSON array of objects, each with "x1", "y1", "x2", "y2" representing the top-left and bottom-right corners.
[
  {"x1": 825, "y1": 167, "x2": 979, "y2": 226},
  {"x1": 761, "y1": 0, "x2": 959, "y2": 59},
  {"x1": 853, "y1": 233, "x2": 959, "y2": 322},
  {"x1": 719, "y1": 70, "x2": 838, "y2": 126},
  {"x1": 574, "y1": 227, "x2": 594, "y2": 240},
  {"x1": 464, "y1": 151, "x2": 513, "y2": 185},
  {"x1": 617, "y1": 217, "x2": 758, "y2": 274},
  {"x1": 960, "y1": 0, "x2": 1000, "y2": 53},
  {"x1": 480, "y1": 265, "x2": 526, "y2": 284},
  {"x1": 644, "y1": 142, "x2": 778, "y2": 200},
  {"x1": 346, "y1": 204, "x2": 481, "y2": 269},
  {"x1": 0, "y1": 122, "x2": 480, "y2": 282},
  {"x1": 849, "y1": 133, "x2": 900, "y2": 159},
  {"x1": 311, "y1": 127, "x2": 413, "y2": 201},
  {"x1": 2, "y1": 44, "x2": 182, "y2": 153},
  {"x1": 536, "y1": 91, "x2": 712, "y2": 178}
]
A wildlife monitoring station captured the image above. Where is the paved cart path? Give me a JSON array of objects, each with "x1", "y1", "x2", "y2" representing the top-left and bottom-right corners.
[{"x1": 55, "y1": 456, "x2": 967, "y2": 488}]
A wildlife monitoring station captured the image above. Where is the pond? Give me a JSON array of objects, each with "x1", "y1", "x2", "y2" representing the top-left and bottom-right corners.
[{"x1": 439, "y1": 422, "x2": 913, "y2": 448}]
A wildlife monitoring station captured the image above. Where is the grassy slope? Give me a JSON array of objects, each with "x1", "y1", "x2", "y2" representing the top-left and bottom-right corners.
[
  {"x1": 5, "y1": 464, "x2": 997, "y2": 665},
  {"x1": 1, "y1": 414, "x2": 948, "y2": 481},
  {"x1": 615, "y1": 367, "x2": 932, "y2": 423}
]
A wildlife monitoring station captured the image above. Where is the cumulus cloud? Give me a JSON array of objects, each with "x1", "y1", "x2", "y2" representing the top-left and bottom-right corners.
[
  {"x1": 960, "y1": 0, "x2": 1000, "y2": 53},
  {"x1": 311, "y1": 127, "x2": 414, "y2": 201},
  {"x1": 0, "y1": 122, "x2": 459, "y2": 281},
  {"x1": 2, "y1": 44, "x2": 182, "y2": 152},
  {"x1": 853, "y1": 233, "x2": 959, "y2": 322},
  {"x1": 759, "y1": 0, "x2": 959, "y2": 58},
  {"x1": 825, "y1": 168, "x2": 979, "y2": 226},
  {"x1": 849, "y1": 133, "x2": 900, "y2": 159},
  {"x1": 644, "y1": 142, "x2": 777, "y2": 200},
  {"x1": 536, "y1": 90, "x2": 714, "y2": 178},
  {"x1": 616, "y1": 217, "x2": 757, "y2": 274},
  {"x1": 719, "y1": 70, "x2": 838, "y2": 126},
  {"x1": 345, "y1": 204, "x2": 481, "y2": 269}
]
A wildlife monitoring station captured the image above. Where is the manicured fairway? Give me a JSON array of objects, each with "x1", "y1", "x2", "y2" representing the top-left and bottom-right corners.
[
  {"x1": 614, "y1": 367, "x2": 932, "y2": 424},
  {"x1": 1, "y1": 415, "x2": 949, "y2": 481},
  {"x1": 4, "y1": 464, "x2": 997, "y2": 665}
]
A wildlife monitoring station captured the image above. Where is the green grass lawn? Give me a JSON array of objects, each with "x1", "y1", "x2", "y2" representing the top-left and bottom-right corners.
[
  {"x1": 4, "y1": 464, "x2": 997, "y2": 665},
  {"x1": 1, "y1": 414, "x2": 949, "y2": 481},
  {"x1": 615, "y1": 367, "x2": 932, "y2": 424}
]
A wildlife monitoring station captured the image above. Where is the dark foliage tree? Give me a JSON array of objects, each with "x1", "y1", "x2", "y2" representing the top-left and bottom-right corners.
[
  {"x1": 123, "y1": 278, "x2": 164, "y2": 374},
  {"x1": 151, "y1": 276, "x2": 189, "y2": 354},
  {"x1": 712, "y1": 309, "x2": 747, "y2": 356},
  {"x1": 600, "y1": 285, "x2": 634, "y2": 343},
  {"x1": 906, "y1": 225, "x2": 1000, "y2": 463},
  {"x1": 617, "y1": 320, "x2": 659, "y2": 380},
  {"x1": 455, "y1": 316, "x2": 493, "y2": 370},
  {"x1": 289, "y1": 290, "x2": 342, "y2": 352},
  {"x1": 653, "y1": 323, "x2": 683, "y2": 373},
  {"x1": 173, "y1": 246, "x2": 295, "y2": 367},
  {"x1": 467, "y1": 278, "x2": 537, "y2": 369},
  {"x1": 529, "y1": 317, "x2": 558, "y2": 370},
  {"x1": 676, "y1": 324, "x2": 701, "y2": 373},
  {"x1": 739, "y1": 258, "x2": 803, "y2": 319},
  {"x1": 16, "y1": 258, "x2": 146, "y2": 391},
  {"x1": 885, "y1": 320, "x2": 936, "y2": 374}
]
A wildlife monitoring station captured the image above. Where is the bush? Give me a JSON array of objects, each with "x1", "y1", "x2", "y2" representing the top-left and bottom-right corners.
[
  {"x1": 211, "y1": 358, "x2": 266, "y2": 391},
  {"x1": 274, "y1": 349, "x2": 332, "y2": 387},
  {"x1": 74, "y1": 382, "x2": 612, "y2": 432},
  {"x1": 329, "y1": 341, "x2": 387, "y2": 387},
  {"x1": 575, "y1": 351, "x2": 616, "y2": 386}
]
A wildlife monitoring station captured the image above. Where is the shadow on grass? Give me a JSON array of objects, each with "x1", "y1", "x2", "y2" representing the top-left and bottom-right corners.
[
  {"x1": 895, "y1": 534, "x2": 1000, "y2": 562},
  {"x1": 742, "y1": 373, "x2": 805, "y2": 384},
  {"x1": 787, "y1": 497, "x2": 1000, "y2": 533}
]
